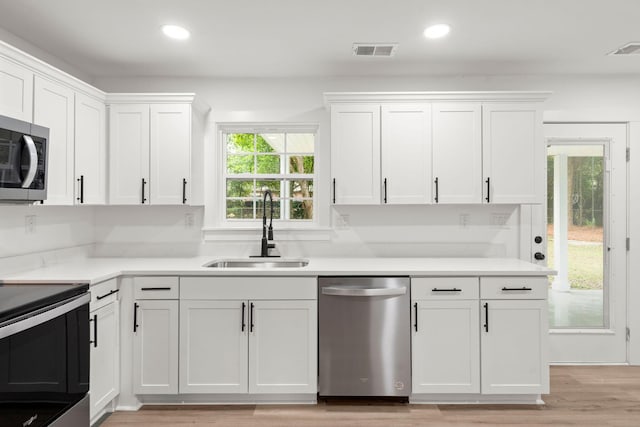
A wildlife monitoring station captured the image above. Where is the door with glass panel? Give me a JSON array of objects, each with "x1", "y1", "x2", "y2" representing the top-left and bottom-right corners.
[{"x1": 545, "y1": 123, "x2": 627, "y2": 362}]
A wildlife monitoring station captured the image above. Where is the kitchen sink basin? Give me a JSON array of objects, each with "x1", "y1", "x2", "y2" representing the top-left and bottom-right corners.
[{"x1": 204, "y1": 259, "x2": 309, "y2": 268}]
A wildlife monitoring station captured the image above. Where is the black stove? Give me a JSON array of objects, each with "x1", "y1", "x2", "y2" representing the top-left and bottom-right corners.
[{"x1": 0, "y1": 282, "x2": 90, "y2": 427}]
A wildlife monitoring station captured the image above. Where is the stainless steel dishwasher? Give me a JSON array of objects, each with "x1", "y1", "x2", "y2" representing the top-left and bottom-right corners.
[{"x1": 318, "y1": 276, "x2": 411, "y2": 397}]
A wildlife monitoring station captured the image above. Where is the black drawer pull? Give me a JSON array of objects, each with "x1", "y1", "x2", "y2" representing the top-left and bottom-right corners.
[
  {"x1": 133, "y1": 302, "x2": 139, "y2": 332},
  {"x1": 96, "y1": 289, "x2": 119, "y2": 300},
  {"x1": 140, "y1": 287, "x2": 172, "y2": 291},
  {"x1": 484, "y1": 302, "x2": 489, "y2": 332},
  {"x1": 432, "y1": 288, "x2": 462, "y2": 292},
  {"x1": 89, "y1": 314, "x2": 98, "y2": 347},
  {"x1": 502, "y1": 287, "x2": 532, "y2": 291},
  {"x1": 182, "y1": 178, "x2": 187, "y2": 204}
]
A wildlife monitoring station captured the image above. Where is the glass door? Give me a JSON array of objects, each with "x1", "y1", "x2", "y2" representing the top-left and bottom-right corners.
[{"x1": 545, "y1": 124, "x2": 628, "y2": 363}]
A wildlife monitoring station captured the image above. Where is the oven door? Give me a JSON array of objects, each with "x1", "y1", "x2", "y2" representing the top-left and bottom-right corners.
[{"x1": 0, "y1": 293, "x2": 90, "y2": 427}]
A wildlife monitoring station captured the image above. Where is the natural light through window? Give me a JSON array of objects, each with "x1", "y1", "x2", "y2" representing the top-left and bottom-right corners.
[{"x1": 223, "y1": 130, "x2": 316, "y2": 222}]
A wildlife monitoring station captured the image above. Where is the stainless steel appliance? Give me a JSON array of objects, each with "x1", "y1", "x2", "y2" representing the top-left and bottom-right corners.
[
  {"x1": 0, "y1": 115, "x2": 49, "y2": 202},
  {"x1": 0, "y1": 283, "x2": 90, "y2": 426},
  {"x1": 318, "y1": 277, "x2": 411, "y2": 397}
]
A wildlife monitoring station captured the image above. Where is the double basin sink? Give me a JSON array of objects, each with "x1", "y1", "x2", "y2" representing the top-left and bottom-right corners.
[{"x1": 205, "y1": 259, "x2": 309, "y2": 269}]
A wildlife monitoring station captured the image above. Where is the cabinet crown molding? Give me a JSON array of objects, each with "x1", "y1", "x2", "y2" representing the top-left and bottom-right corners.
[
  {"x1": 106, "y1": 93, "x2": 210, "y2": 115},
  {"x1": 323, "y1": 91, "x2": 552, "y2": 107}
]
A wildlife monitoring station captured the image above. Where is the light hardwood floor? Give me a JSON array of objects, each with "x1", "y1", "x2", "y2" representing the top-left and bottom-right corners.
[{"x1": 102, "y1": 366, "x2": 640, "y2": 426}]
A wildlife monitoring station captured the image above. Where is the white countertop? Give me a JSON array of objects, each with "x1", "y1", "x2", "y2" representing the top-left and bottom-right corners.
[{"x1": 0, "y1": 256, "x2": 554, "y2": 285}]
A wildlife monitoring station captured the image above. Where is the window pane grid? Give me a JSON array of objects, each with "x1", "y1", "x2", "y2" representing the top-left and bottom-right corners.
[{"x1": 224, "y1": 131, "x2": 315, "y2": 221}]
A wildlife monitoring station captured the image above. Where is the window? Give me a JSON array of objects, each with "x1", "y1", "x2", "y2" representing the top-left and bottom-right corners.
[{"x1": 222, "y1": 128, "x2": 316, "y2": 223}]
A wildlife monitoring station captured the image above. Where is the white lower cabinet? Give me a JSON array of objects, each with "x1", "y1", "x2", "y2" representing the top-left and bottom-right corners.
[
  {"x1": 133, "y1": 299, "x2": 179, "y2": 394},
  {"x1": 411, "y1": 277, "x2": 480, "y2": 394},
  {"x1": 480, "y1": 299, "x2": 548, "y2": 394},
  {"x1": 412, "y1": 300, "x2": 480, "y2": 394},
  {"x1": 179, "y1": 276, "x2": 317, "y2": 396},
  {"x1": 89, "y1": 300, "x2": 120, "y2": 420}
]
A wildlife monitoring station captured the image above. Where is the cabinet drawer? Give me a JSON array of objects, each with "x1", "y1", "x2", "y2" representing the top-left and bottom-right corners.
[
  {"x1": 480, "y1": 277, "x2": 548, "y2": 300},
  {"x1": 180, "y1": 276, "x2": 316, "y2": 300},
  {"x1": 411, "y1": 277, "x2": 479, "y2": 300},
  {"x1": 134, "y1": 276, "x2": 179, "y2": 299},
  {"x1": 90, "y1": 278, "x2": 119, "y2": 310}
]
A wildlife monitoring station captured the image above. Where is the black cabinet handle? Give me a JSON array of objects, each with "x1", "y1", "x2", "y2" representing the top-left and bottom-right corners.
[
  {"x1": 76, "y1": 175, "x2": 84, "y2": 203},
  {"x1": 432, "y1": 288, "x2": 462, "y2": 292},
  {"x1": 241, "y1": 302, "x2": 246, "y2": 332},
  {"x1": 249, "y1": 302, "x2": 255, "y2": 332},
  {"x1": 182, "y1": 178, "x2": 187, "y2": 204},
  {"x1": 89, "y1": 314, "x2": 98, "y2": 347},
  {"x1": 485, "y1": 177, "x2": 490, "y2": 203},
  {"x1": 383, "y1": 178, "x2": 388, "y2": 203},
  {"x1": 434, "y1": 177, "x2": 439, "y2": 203},
  {"x1": 141, "y1": 178, "x2": 147, "y2": 204},
  {"x1": 484, "y1": 302, "x2": 489, "y2": 332},
  {"x1": 96, "y1": 289, "x2": 119, "y2": 300},
  {"x1": 140, "y1": 287, "x2": 171, "y2": 291},
  {"x1": 133, "y1": 302, "x2": 139, "y2": 332},
  {"x1": 413, "y1": 302, "x2": 418, "y2": 332},
  {"x1": 502, "y1": 287, "x2": 533, "y2": 291},
  {"x1": 332, "y1": 178, "x2": 336, "y2": 204}
]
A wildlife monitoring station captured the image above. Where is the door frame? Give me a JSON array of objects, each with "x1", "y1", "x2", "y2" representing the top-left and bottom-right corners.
[{"x1": 543, "y1": 122, "x2": 628, "y2": 363}]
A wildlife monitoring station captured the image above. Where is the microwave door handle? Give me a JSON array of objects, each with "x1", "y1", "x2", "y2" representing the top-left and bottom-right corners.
[{"x1": 21, "y1": 135, "x2": 38, "y2": 188}]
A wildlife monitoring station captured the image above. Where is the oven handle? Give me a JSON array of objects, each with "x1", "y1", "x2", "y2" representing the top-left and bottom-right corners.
[
  {"x1": 321, "y1": 286, "x2": 407, "y2": 297},
  {"x1": 0, "y1": 292, "x2": 90, "y2": 340},
  {"x1": 21, "y1": 135, "x2": 38, "y2": 189}
]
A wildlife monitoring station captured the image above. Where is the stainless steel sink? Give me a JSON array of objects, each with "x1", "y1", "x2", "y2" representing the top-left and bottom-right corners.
[{"x1": 204, "y1": 259, "x2": 309, "y2": 268}]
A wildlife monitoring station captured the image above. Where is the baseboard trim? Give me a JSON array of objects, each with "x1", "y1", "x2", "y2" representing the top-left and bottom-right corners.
[
  {"x1": 410, "y1": 393, "x2": 543, "y2": 405},
  {"x1": 135, "y1": 393, "x2": 317, "y2": 405}
]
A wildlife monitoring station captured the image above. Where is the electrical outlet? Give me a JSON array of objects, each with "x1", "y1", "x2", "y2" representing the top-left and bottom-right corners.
[
  {"x1": 459, "y1": 213, "x2": 470, "y2": 228},
  {"x1": 335, "y1": 214, "x2": 350, "y2": 229},
  {"x1": 25, "y1": 215, "x2": 36, "y2": 233},
  {"x1": 184, "y1": 213, "x2": 195, "y2": 228}
]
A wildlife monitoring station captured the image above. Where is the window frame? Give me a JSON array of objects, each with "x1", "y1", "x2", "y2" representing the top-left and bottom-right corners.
[{"x1": 218, "y1": 123, "x2": 319, "y2": 229}]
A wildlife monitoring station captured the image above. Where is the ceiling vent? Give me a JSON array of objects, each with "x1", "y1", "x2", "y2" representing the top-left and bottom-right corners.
[
  {"x1": 353, "y1": 43, "x2": 398, "y2": 57},
  {"x1": 609, "y1": 42, "x2": 640, "y2": 55}
]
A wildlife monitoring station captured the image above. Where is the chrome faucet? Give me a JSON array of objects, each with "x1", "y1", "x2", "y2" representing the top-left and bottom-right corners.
[{"x1": 253, "y1": 189, "x2": 279, "y2": 258}]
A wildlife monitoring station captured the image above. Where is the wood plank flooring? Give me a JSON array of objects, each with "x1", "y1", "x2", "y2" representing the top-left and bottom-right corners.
[{"x1": 102, "y1": 366, "x2": 640, "y2": 426}]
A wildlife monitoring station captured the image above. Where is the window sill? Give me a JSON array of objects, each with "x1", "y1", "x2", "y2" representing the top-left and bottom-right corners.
[{"x1": 202, "y1": 226, "x2": 332, "y2": 241}]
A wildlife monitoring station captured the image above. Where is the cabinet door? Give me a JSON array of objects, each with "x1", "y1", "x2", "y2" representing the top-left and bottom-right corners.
[
  {"x1": 90, "y1": 301, "x2": 120, "y2": 421},
  {"x1": 480, "y1": 299, "x2": 549, "y2": 394},
  {"x1": 432, "y1": 103, "x2": 482, "y2": 204},
  {"x1": 331, "y1": 104, "x2": 380, "y2": 204},
  {"x1": 412, "y1": 300, "x2": 480, "y2": 394},
  {"x1": 150, "y1": 104, "x2": 191, "y2": 205},
  {"x1": 249, "y1": 300, "x2": 317, "y2": 394},
  {"x1": 33, "y1": 76, "x2": 75, "y2": 205},
  {"x1": 482, "y1": 104, "x2": 543, "y2": 204},
  {"x1": 133, "y1": 300, "x2": 179, "y2": 394},
  {"x1": 75, "y1": 93, "x2": 106, "y2": 205},
  {"x1": 381, "y1": 104, "x2": 432, "y2": 204},
  {"x1": 0, "y1": 56, "x2": 33, "y2": 121},
  {"x1": 179, "y1": 300, "x2": 248, "y2": 393},
  {"x1": 109, "y1": 104, "x2": 150, "y2": 205}
]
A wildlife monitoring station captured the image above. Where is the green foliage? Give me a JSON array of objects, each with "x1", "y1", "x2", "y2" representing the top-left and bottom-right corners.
[{"x1": 547, "y1": 238, "x2": 604, "y2": 290}]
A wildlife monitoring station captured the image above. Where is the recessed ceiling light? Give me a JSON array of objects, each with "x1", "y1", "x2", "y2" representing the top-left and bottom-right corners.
[
  {"x1": 162, "y1": 25, "x2": 190, "y2": 40},
  {"x1": 423, "y1": 24, "x2": 450, "y2": 39}
]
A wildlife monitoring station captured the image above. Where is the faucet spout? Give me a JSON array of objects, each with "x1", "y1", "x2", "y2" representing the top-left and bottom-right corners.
[{"x1": 252, "y1": 189, "x2": 279, "y2": 258}]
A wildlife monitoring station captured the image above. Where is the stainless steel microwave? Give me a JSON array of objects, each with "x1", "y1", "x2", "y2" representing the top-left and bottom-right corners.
[{"x1": 0, "y1": 115, "x2": 49, "y2": 202}]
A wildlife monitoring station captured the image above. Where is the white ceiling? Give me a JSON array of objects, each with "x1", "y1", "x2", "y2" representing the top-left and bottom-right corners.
[{"x1": 0, "y1": 0, "x2": 639, "y2": 79}]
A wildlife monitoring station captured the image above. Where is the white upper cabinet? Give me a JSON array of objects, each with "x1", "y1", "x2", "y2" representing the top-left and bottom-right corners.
[
  {"x1": 108, "y1": 95, "x2": 207, "y2": 206},
  {"x1": 150, "y1": 104, "x2": 191, "y2": 205},
  {"x1": 33, "y1": 76, "x2": 75, "y2": 205},
  {"x1": 432, "y1": 103, "x2": 482, "y2": 204},
  {"x1": 381, "y1": 104, "x2": 432, "y2": 204},
  {"x1": 330, "y1": 103, "x2": 381, "y2": 205},
  {"x1": 75, "y1": 93, "x2": 106, "y2": 205},
  {"x1": 482, "y1": 103, "x2": 544, "y2": 204},
  {"x1": 0, "y1": 56, "x2": 33, "y2": 121},
  {"x1": 109, "y1": 104, "x2": 151, "y2": 205}
]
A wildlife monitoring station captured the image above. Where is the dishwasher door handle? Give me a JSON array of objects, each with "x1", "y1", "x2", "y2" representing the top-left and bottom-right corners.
[{"x1": 321, "y1": 286, "x2": 407, "y2": 297}]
